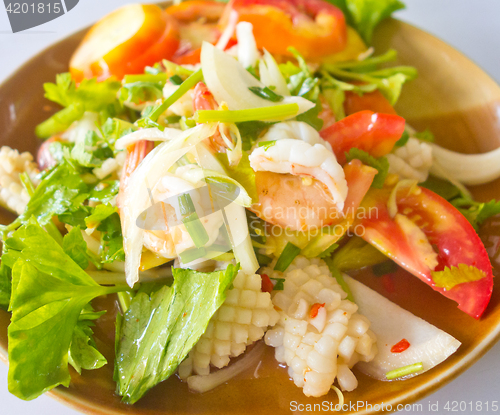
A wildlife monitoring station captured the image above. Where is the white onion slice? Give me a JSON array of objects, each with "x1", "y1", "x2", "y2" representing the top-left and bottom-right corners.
[
  {"x1": 343, "y1": 275, "x2": 461, "y2": 381},
  {"x1": 200, "y1": 42, "x2": 314, "y2": 120},
  {"x1": 194, "y1": 144, "x2": 259, "y2": 275},
  {"x1": 236, "y1": 21, "x2": 260, "y2": 69},
  {"x1": 121, "y1": 123, "x2": 217, "y2": 287},
  {"x1": 259, "y1": 49, "x2": 290, "y2": 96},
  {"x1": 430, "y1": 143, "x2": 500, "y2": 185},
  {"x1": 187, "y1": 341, "x2": 265, "y2": 393},
  {"x1": 115, "y1": 127, "x2": 182, "y2": 150}
]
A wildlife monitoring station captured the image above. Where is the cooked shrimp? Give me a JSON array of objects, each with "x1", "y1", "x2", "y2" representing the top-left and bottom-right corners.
[
  {"x1": 118, "y1": 140, "x2": 155, "y2": 207},
  {"x1": 142, "y1": 170, "x2": 224, "y2": 259},
  {"x1": 258, "y1": 120, "x2": 332, "y2": 150},
  {"x1": 193, "y1": 82, "x2": 231, "y2": 153},
  {"x1": 37, "y1": 136, "x2": 66, "y2": 170},
  {"x1": 118, "y1": 139, "x2": 223, "y2": 261},
  {"x1": 249, "y1": 139, "x2": 348, "y2": 231}
]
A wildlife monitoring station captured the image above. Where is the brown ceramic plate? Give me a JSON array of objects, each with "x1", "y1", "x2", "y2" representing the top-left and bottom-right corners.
[{"x1": 1, "y1": 17, "x2": 500, "y2": 415}]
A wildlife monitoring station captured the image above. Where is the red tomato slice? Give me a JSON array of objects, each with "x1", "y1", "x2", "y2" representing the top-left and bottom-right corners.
[
  {"x1": 344, "y1": 90, "x2": 397, "y2": 116},
  {"x1": 166, "y1": 0, "x2": 225, "y2": 65},
  {"x1": 70, "y1": 4, "x2": 179, "y2": 81},
  {"x1": 166, "y1": 0, "x2": 226, "y2": 22},
  {"x1": 220, "y1": 0, "x2": 347, "y2": 59},
  {"x1": 123, "y1": 13, "x2": 180, "y2": 76},
  {"x1": 356, "y1": 185, "x2": 494, "y2": 319},
  {"x1": 320, "y1": 110, "x2": 405, "y2": 164}
]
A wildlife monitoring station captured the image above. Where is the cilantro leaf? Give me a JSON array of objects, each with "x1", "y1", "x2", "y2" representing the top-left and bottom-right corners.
[
  {"x1": 36, "y1": 73, "x2": 121, "y2": 138},
  {"x1": 119, "y1": 81, "x2": 163, "y2": 105},
  {"x1": 414, "y1": 128, "x2": 435, "y2": 142},
  {"x1": 115, "y1": 264, "x2": 239, "y2": 404},
  {"x1": 452, "y1": 197, "x2": 500, "y2": 230},
  {"x1": 97, "y1": 212, "x2": 125, "y2": 263},
  {"x1": 85, "y1": 203, "x2": 118, "y2": 230},
  {"x1": 18, "y1": 161, "x2": 89, "y2": 226},
  {"x1": 237, "y1": 121, "x2": 272, "y2": 151},
  {"x1": 345, "y1": 148, "x2": 389, "y2": 188},
  {"x1": 6, "y1": 221, "x2": 125, "y2": 400},
  {"x1": 70, "y1": 131, "x2": 114, "y2": 168},
  {"x1": 420, "y1": 176, "x2": 460, "y2": 201},
  {"x1": 431, "y1": 264, "x2": 487, "y2": 291}
]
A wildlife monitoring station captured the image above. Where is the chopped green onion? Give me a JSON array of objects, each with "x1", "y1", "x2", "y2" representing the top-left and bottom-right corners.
[
  {"x1": 178, "y1": 193, "x2": 196, "y2": 216},
  {"x1": 258, "y1": 140, "x2": 276, "y2": 151},
  {"x1": 208, "y1": 252, "x2": 235, "y2": 262},
  {"x1": 123, "y1": 73, "x2": 168, "y2": 84},
  {"x1": 248, "y1": 86, "x2": 284, "y2": 102},
  {"x1": 274, "y1": 242, "x2": 301, "y2": 272},
  {"x1": 180, "y1": 116, "x2": 197, "y2": 130},
  {"x1": 141, "y1": 68, "x2": 203, "y2": 125},
  {"x1": 179, "y1": 246, "x2": 206, "y2": 263},
  {"x1": 270, "y1": 277, "x2": 285, "y2": 290},
  {"x1": 324, "y1": 258, "x2": 354, "y2": 302},
  {"x1": 183, "y1": 212, "x2": 210, "y2": 248},
  {"x1": 195, "y1": 103, "x2": 299, "y2": 123},
  {"x1": 164, "y1": 115, "x2": 182, "y2": 124},
  {"x1": 255, "y1": 251, "x2": 272, "y2": 266},
  {"x1": 169, "y1": 75, "x2": 183, "y2": 85},
  {"x1": 386, "y1": 362, "x2": 424, "y2": 380}
]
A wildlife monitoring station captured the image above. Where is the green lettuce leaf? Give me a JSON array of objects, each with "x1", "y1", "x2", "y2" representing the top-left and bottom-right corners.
[
  {"x1": 7, "y1": 221, "x2": 125, "y2": 400},
  {"x1": 328, "y1": 0, "x2": 406, "y2": 43},
  {"x1": 115, "y1": 264, "x2": 239, "y2": 404},
  {"x1": 68, "y1": 306, "x2": 107, "y2": 374},
  {"x1": 0, "y1": 262, "x2": 12, "y2": 311}
]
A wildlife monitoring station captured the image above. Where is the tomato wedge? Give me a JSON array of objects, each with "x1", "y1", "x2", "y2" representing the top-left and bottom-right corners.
[
  {"x1": 356, "y1": 185, "x2": 493, "y2": 319},
  {"x1": 166, "y1": 0, "x2": 225, "y2": 65},
  {"x1": 70, "y1": 4, "x2": 179, "y2": 81},
  {"x1": 320, "y1": 110, "x2": 405, "y2": 164},
  {"x1": 344, "y1": 90, "x2": 397, "y2": 116},
  {"x1": 220, "y1": 0, "x2": 347, "y2": 59}
]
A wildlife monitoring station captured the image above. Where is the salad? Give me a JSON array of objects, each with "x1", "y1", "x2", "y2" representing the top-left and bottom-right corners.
[{"x1": 0, "y1": 0, "x2": 499, "y2": 406}]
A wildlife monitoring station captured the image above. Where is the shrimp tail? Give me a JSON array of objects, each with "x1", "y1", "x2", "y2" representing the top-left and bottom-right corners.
[{"x1": 118, "y1": 140, "x2": 155, "y2": 206}]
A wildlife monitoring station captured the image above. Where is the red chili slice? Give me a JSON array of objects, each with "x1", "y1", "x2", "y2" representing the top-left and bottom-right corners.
[
  {"x1": 391, "y1": 338, "x2": 410, "y2": 353},
  {"x1": 260, "y1": 274, "x2": 274, "y2": 293},
  {"x1": 309, "y1": 303, "x2": 325, "y2": 319}
]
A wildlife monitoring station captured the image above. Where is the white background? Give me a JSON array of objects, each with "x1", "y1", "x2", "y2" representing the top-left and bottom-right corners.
[{"x1": 1, "y1": 1, "x2": 500, "y2": 414}]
